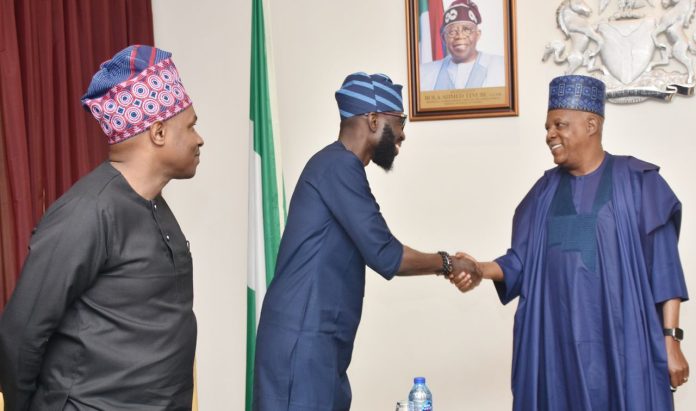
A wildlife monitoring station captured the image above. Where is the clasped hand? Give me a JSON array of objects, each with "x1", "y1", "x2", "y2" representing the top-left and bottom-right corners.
[{"x1": 444, "y1": 252, "x2": 482, "y2": 293}]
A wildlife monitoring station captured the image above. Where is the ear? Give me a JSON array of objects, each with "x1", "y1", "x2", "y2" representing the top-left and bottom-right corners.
[
  {"x1": 586, "y1": 114, "x2": 599, "y2": 137},
  {"x1": 366, "y1": 112, "x2": 380, "y2": 133},
  {"x1": 149, "y1": 121, "x2": 166, "y2": 147}
]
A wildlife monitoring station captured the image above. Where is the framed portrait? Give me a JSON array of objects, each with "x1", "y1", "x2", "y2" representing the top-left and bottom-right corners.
[{"x1": 405, "y1": 0, "x2": 518, "y2": 120}]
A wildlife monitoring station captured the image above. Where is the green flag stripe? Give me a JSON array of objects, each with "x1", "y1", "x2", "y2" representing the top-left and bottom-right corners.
[
  {"x1": 250, "y1": 0, "x2": 282, "y2": 287},
  {"x1": 419, "y1": 0, "x2": 428, "y2": 14},
  {"x1": 247, "y1": 0, "x2": 285, "y2": 410}
]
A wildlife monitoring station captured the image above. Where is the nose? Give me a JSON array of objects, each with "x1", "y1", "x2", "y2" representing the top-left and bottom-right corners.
[
  {"x1": 197, "y1": 132, "x2": 205, "y2": 147},
  {"x1": 545, "y1": 127, "x2": 556, "y2": 144}
]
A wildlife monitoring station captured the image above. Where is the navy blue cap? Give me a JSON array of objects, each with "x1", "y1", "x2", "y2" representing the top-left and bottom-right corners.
[
  {"x1": 548, "y1": 75, "x2": 606, "y2": 117},
  {"x1": 335, "y1": 72, "x2": 404, "y2": 120}
]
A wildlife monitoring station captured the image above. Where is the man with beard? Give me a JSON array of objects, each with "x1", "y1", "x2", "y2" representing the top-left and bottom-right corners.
[
  {"x1": 420, "y1": 0, "x2": 505, "y2": 91},
  {"x1": 252, "y1": 72, "x2": 479, "y2": 411},
  {"x1": 451, "y1": 75, "x2": 689, "y2": 410}
]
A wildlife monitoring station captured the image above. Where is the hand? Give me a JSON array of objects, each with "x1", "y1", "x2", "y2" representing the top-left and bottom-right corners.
[
  {"x1": 666, "y1": 337, "x2": 689, "y2": 390},
  {"x1": 448, "y1": 252, "x2": 482, "y2": 293}
]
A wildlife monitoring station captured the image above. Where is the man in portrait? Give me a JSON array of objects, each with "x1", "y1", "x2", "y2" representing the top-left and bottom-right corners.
[{"x1": 420, "y1": 0, "x2": 506, "y2": 91}]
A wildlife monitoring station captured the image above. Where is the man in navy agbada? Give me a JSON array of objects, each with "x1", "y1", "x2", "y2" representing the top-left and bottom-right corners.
[
  {"x1": 252, "y1": 72, "x2": 480, "y2": 411},
  {"x1": 451, "y1": 75, "x2": 689, "y2": 410}
]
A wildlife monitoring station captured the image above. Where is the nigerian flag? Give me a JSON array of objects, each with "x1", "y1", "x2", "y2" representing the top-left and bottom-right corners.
[
  {"x1": 246, "y1": 0, "x2": 285, "y2": 409},
  {"x1": 419, "y1": 0, "x2": 433, "y2": 64},
  {"x1": 420, "y1": 0, "x2": 446, "y2": 64}
]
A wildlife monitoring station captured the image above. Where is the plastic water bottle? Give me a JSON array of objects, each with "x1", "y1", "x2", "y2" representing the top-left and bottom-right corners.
[{"x1": 408, "y1": 376, "x2": 432, "y2": 411}]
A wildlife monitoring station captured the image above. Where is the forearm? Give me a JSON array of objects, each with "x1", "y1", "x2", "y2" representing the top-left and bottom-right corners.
[
  {"x1": 395, "y1": 246, "x2": 444, "y2": 276},
  {"x1": 479, "y1": 261, "x2": 504, "y2": 282},
  {"x1": 662, "y1": 298, "x2": 681, "y2": 328},
  {"x1": 0, "y1": 320, "x2": 40, "y2": 411},
  {"x1": 663, "y1": 298, "x2": 682, "y2": 351},
  {"x1": 662, "y1": 298, "x2": 689, "y2": 388}
]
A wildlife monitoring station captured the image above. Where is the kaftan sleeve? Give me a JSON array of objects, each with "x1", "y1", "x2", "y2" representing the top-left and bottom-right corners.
[
  {"x1": 650, "y1": 222, "x2": 688, "y2": 303},
  {"x1": 495, "y1": 249, "x2": 524, "y2": 305},
  {"x1": 494, "y1": 175, "x2": 551, "y2": 305},
  {"x1": 317, "y1": 155, "x2": 403, "y2": 279},
  {"x1": 641, "y1": 169, "x2": 688, "y2": 303},
  {"x1": 0, "y1": 196, "x2": 108, "y2": 411}
]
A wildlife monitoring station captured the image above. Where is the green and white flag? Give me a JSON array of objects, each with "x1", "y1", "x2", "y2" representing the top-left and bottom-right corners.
[
  {"x1": 246, "y1": 0, "x2": 285, "y2": 409},
  {"x1": 419, "y1": 0, "x2": 433, "y2": 64}
]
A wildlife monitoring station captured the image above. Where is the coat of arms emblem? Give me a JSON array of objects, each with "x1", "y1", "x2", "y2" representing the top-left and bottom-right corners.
[{"x1": 543, "y1": 0, "x2": 696, "y2": 103}]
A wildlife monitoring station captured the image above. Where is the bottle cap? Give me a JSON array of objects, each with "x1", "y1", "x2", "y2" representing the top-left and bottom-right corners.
[{"x1": 414, "y1": 376, "x2": 426, "y2": 384}]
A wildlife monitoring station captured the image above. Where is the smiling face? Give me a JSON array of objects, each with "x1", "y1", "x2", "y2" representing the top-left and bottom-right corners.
[
  {"x1": 444, "y1": 21, "x2": 481, "y2": 64},
  {"x1": 545, "y1": 109, "x2": 603, "y2": 175}
]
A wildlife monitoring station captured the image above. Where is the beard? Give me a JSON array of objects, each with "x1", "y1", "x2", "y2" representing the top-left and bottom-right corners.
[{"x1": 372, "y1": 124, "x2": 398, "y2": 171}]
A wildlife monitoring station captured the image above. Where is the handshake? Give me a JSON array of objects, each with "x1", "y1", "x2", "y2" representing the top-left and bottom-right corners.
[{"x1": 443, "y1": 252, "x2": 484, "y2": 293}]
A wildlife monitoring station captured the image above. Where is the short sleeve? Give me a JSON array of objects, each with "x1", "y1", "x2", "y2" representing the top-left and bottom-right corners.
[{"x1": 649, "y1": 216, "x2": 688, "y2": 304}]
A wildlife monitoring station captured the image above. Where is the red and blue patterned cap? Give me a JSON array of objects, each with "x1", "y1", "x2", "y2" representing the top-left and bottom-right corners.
[
  {"x1": 548, "y1": 75, "x2": 606, "y2": 117},
  {"x1": 82, "y1": 45, "x2": 192, "y2": 144}
]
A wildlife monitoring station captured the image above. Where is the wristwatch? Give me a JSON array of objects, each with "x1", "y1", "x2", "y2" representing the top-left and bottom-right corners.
[
  {"x1": 664, "y1": 328, "x2": 684, "y2": 342},
  {"x1": 437, "y1": 251, "x2": 453, "y2": 277}
]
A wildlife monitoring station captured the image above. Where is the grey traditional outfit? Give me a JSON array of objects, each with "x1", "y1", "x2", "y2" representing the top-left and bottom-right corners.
[{"x1": 0, "y1": 45, "x2": 197, "y2": 411}]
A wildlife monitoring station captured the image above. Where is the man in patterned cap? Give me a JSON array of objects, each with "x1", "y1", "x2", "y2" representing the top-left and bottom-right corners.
[
  {"x1": 420, "y1": 0, "x2": 505, "y2": 90},
  {"x1": 253, "y1": 72, "x2": 480, "y2": 411},
  {"x1": 0, "y1": 45, "x2": 203, "y2": 410},
  {"x1": 450, "y1": 75, "x2": 690, "y2": 410}
]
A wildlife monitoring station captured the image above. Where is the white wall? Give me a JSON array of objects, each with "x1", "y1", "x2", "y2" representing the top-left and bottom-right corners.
[
  {"x1": 152, "y1": 0, "x2": 695, "y2": 409},
  {"x1": 151, "y1": 0, "x2": 250, "y2": 407}
]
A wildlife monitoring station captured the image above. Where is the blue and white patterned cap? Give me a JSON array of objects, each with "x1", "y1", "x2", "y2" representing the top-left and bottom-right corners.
[
  {"x1": 335, "y1": 72, "x2": 404, "y2": 120},
  {"x1": 548, "y1": 75, "x2": 605, "y2": 117}
]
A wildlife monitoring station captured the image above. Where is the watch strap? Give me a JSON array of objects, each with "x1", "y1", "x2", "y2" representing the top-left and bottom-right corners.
[{"x1": 664, "y1": 327, "x2": 684, "y2": 341}]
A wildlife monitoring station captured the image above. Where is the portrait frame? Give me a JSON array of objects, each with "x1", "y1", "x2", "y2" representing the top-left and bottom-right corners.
[{"x1": 405, "y1": 0, "x2": 519, "y2": 120}]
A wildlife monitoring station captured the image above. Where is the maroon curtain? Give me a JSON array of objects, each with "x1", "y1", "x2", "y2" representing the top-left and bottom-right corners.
[{"x1": 0, "y1": 0, "x2": 154, "y2": 309}]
